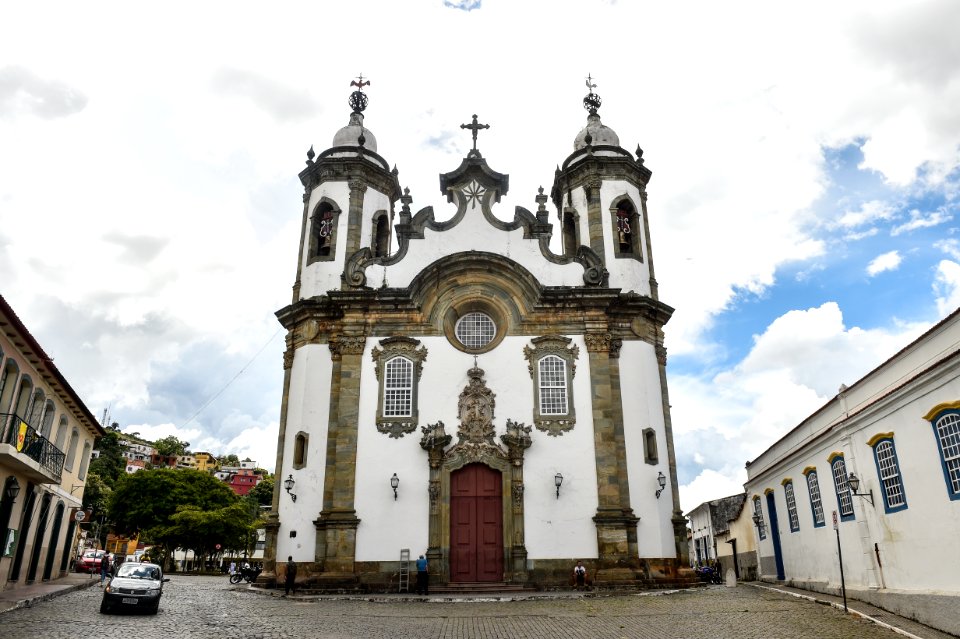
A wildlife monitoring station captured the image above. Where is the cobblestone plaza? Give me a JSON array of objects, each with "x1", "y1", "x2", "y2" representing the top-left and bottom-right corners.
[{"x1": 3, "y1": 575, "x2": 948, "y2": 639}]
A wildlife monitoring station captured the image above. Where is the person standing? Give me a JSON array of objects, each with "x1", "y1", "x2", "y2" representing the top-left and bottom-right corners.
[
  {"x1": 415, "y1": 554, "x2": 429, "y2": 595},
  {"x1": 284, "y1": 556, "x2": 297, "y2": 596}
]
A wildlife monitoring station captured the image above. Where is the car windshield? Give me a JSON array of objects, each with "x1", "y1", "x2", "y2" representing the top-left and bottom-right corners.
[
  {"x1": 84, "y1": 551, "x2": 103, "y2": 558},
  {"x1": 116, "y1": 564, "x2": 160, "y2": 580}
]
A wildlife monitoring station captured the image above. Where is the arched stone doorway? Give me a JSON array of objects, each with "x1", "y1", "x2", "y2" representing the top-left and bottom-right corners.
[{"x1": 420, "y1": 364, "x2": 533, "y2": 586}]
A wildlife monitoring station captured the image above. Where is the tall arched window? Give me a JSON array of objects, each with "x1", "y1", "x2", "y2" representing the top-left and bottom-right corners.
[
  {"x1": 372, "y1": 337, "x2": 427, "y2": 439},
  {"x1": 371, "y1": 212, "x2": 390, "y2": 258},
  {"x1": 14, "y1": 376, "x2": 34, "y2": 419},
  {"x1": 870, "y1": 435, "x2": 907, "y2": 512},
  {"x1": 829, "y1": 453, "x2": 855, "y2": 521},
  {"x1": 752, "y1": 496, "x2": 766, "y2": 540},
  {"x1": 27, "y1": 389, "x2": 45, "y2": 425},
  {"x1": 65, "y1": 428, "x2": 79, "y2": 471},
  {"x1": 40, "y1": 400, "x2": 55, "y2": 439},
  {"x1": 308, "y1": 200, "x2": 341, "y2": 263},
  {"x1": 0, "y1": 357, "x2": 19, "y2": 414},
  {"x1": 610, "y1": 198, "x2": 642, "y2": 260},
  {"x1": 927, "y1": 407, "x2": 960, "y2": 500},
  {"x1": 562, "y1": 210, "x2": 579, "y2": 257},
  {"x1": 525, "y1": 336, "x2": 578, "y2": 437},
  {"x1": 803, "y1": 467, "x2": 825, "y2": 527},
  {"x1": 77, "y1": 441, "x2": 92, "y2": 480},
  {"x1": 783, "y1": 480, "x2": 800, "y2": 532},
  {"x1": 54, "y1": 416, "x2": 68, "y2": 449}
]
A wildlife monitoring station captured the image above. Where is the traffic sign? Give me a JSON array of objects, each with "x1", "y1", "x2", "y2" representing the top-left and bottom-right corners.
[
  {"x1": 74, "y1": 510, "x2": 86, "y2": 522},
  {"x1": 832, "y1": 510, "x2": 838, "y2": 530},
  {"x1": 215, "y1": 544, "x2": 221, "y2": 550}
]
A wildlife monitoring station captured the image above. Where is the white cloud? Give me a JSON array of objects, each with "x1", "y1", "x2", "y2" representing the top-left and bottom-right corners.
[
  {"x1": 680, "y1": 468, "x2": 747, "y2": 514},
  {"x1": 835, "y1": 200, "x2": 896, "y2": 229},
  {"x1": 935, "y1": 239, "x2": 960, "y2": 261},
  {"x1": 0, "y1": 66, "x2": 87, "y2": 119},
  {"x1": 867, "y1": 250, "x2": 902, "y2": 276},
  {"x1": 933, "y1": 260, "x2": 960, "y2": 317},
  {"x1": 891, "y1": 207, "x2": 952, "y2": 235}
]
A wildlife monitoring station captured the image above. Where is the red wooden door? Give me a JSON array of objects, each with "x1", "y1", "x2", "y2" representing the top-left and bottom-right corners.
[{"x1": 450, "y1": 463, "x2": 503, "y2": 582}]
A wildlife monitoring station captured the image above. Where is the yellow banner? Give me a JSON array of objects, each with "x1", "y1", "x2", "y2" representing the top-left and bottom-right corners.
[{"x1": 15, "y1": 420, "x2": 28, "y2": 452}]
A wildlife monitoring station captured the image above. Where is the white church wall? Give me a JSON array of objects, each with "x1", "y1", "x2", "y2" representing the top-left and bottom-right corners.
[
  {"x1": 368, "y1": 204, "x2": 586, "y2": 290},
  {"x1": 523, "y1": 334, "x2": 600, "y2": 560},
  {"x1": 276, "y1": 344, "x2": 332, "y2": 563},
  {"x1": 619, "y1": 340, "x2": 675, "y2": 558}
]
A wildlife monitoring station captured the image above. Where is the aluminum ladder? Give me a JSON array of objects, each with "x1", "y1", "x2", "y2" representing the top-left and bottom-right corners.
[{"x1": 398, "y1": 548, "x2": 411, "y2": 593}]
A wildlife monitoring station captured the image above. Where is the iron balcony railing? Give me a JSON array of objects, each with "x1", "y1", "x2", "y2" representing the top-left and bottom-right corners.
[{"x1": 0, "y1": 412, "x2": 66, "y2": 480}]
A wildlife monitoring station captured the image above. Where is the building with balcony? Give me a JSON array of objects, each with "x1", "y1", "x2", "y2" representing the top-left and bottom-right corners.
[
  {"x1": 0, "y1": 294, "x2": 104, "y2": 591},
  {"x1": 193, "y1": 451, "x2": 216, "y2": 472}
]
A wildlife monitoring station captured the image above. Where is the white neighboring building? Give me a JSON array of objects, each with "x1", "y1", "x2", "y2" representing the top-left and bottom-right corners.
[
  {"x1": 264, "y1": 82, "x2": 688, "y2": 590},
  {"x1": 744, "y1": 307, "x2": 960, "y2": 636}
]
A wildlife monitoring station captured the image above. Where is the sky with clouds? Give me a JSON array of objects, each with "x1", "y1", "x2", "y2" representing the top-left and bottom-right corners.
[{"x1": 1, "y1": 1, "x2": 958, "y2": 513}]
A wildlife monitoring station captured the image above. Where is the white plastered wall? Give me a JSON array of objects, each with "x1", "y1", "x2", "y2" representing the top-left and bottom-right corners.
[
  {"x1": 354, "y1": 335, "x2": 600, "y2": 562},
  {"x1": 277, "y1": 344, "x2": 332, "y2": 562}
]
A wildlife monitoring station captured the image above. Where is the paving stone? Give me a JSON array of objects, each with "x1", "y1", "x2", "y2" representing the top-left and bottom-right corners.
[{"x1": 0, "y1": 576, "x2": 924, "y2": 639}]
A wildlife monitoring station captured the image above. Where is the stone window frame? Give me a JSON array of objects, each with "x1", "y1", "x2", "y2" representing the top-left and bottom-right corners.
[
  {"x1": 293, "y1": 431, "x2": 308, "y2": 469},
  {"x1": 561, "y1": 208, "x2": 580, "y2": 257},
  {"x1": 609, "y1": 195, "x2": 643, "y2": 261},
  {"x1": 828, "y1": 452, "x2": 855, "y2": 521},
  {"x1": 523, "y1": 335, "x2": 578, "y2": 437},
  {"x1": 868, "y1": 433, "x2": 908, "y2": 513},
  {"x1": 371, "y1": 337, "x2": 427, "y2": 439},
  {"x1": 307, "y1": 197, "x2": 342, "y2": 264},
  {"x1": 781, "y1": 478, "x2": 800, "y2": 532},
  {"x1": 752, "y1": 495, "x2": 766, "y2": 540},
  {"x1": 442, "y1": 300, "x2": 508, "y2": 355},
  {"x1": 642, "y1": 428, "x2": 658, "y2": 465},
  {"x1": 802, "y1": 466, "x2": 825, "y2": 528}
]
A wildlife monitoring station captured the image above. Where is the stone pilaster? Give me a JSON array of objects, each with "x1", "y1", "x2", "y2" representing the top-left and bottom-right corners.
[
  {"x1": 656, "y1": 342, "x2": 689, "y2": 568},
  {"x1": 292, "y1": 189, "x2": 310, "y2": 303},
  {"x1": 344, "y1": 180, "x2": 368, "y2": 261},
  {"x1": 263, "y1": 332, "x2": 296, "y2": 581},
  {"x1": 314, "y1": 333, "x2": 365, "y2": 580},
  {"x1": 639, "y1": 189, "x2": 659, "y2": 300},
  {"x1": 585, "y1": 331, "x2": 639, "y2": 582},
  {"x1": 584, "y1": 178, "x2": 606, "y2": 264}
]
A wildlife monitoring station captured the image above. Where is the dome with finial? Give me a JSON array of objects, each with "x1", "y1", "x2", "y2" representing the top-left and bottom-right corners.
[
  {"x1": 332, "y1": 75, "x2": 378, "y2": 152},
  {"x1": 573, "y1": 74, "x2": 619, "y2": 150}
]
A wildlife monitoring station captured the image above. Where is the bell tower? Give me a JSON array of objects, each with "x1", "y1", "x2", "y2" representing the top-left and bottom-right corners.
[
  {"x1": 551, "y1": 77, "x2": 659, "y2": 300},
  {"x1": 292, "y1": 77, "x2": 401, "y2": 302}
]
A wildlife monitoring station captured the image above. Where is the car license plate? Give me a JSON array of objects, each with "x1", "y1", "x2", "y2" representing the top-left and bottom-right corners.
[{"x1": 122, "y1": 598, "x2": 138, "y2": 604}]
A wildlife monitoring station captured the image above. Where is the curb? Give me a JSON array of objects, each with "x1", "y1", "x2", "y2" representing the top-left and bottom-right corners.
[
  {"x1": 747, "y1": 583, "x2": 926, "y2": 639},
  {"x1": 1, "y1": 579, "x2": 99, "y2": 615}
]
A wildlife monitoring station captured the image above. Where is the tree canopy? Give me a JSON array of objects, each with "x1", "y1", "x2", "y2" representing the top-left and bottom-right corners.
[
  {"x1": 153, "y1": 435, "x2": 190, "y2": 457},
  {"x1": 87, "y1": 429, "x2": 126, "y2": 489}
]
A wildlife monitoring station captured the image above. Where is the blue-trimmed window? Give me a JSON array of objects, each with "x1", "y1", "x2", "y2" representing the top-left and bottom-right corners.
[
  {"x1": 831, "y1": 456, "x2": 855, "y2": 521},
  {"x1": 805, "y1": 470, "x2": 825, "y2": 528},
  {"x1": 871, "y1": 437, "x2": 907, "y2": 513},
  {"x1": 784, "y1": 481, "x2": 800, "y2": 532},
  {"x1": 752, "y1": 496, "x2": 766, "y2": 540},
  {"x1": 931, "y1": 410, "x2": 960, "y2": 500}
]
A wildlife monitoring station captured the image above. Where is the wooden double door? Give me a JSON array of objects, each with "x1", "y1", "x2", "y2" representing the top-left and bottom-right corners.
[{"x1": 450, "y1": 463, "x2": 503, "y2": 582}]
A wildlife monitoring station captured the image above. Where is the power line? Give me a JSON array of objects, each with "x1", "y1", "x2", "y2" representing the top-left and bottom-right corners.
[{"x1": 179, "y1": 328, "x2": 283, "y2": 430}]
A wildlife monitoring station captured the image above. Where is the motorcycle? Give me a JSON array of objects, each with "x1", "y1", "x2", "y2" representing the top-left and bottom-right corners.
[{"x1": 229, "y1": 564, "x2": 262, "y2": 584}]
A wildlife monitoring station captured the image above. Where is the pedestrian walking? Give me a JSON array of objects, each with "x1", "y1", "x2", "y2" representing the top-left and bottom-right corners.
[
  {"x1": 229, "y1": 561, "x2": 236, "y2": 576},
  {"x1": 284, "y1": 556, "x2": 297, "y2": 596},
  {"x1": 99, "y1": 553, "x2": 111, "y2": 586},
  {"x1": 415, "y1": 554, "x2": 429, "y2": 595}
]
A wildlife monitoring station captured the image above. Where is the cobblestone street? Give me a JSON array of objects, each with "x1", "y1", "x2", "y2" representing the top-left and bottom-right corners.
[{"x1": 0, "y1": 576, "x2": 932, "y2": 639}]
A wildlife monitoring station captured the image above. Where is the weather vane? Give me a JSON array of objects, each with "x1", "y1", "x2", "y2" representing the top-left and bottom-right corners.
[
  {"x1": 583, "y1": 73, "x2": 602, "y2": 114},
  {"x1": 350, "y1": 73, "x2": 370, "y2": 91},
  {"x1": 586, "y1": 73, "x2": 597, "y2": 93},
  {"x1": 460, "y1": 114, "x2": 490, "y2": 152}
]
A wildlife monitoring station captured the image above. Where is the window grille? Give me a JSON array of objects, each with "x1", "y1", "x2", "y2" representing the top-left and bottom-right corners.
[
  {"x1": 874, "y1": 440, "x2": 906, "y2": 510},
  {"x1": 831, "y1": 457, "x2": 854, "y2": 519},
  {"x1": 753, "y1": 497, "x2": 766, "y2": 540},
  {"x1": 935, "y1": 413, "x2": 960, "y2": 496},
  {"x1": 784, "y1": 482, "x2": 800, "y2": 532},
  {"x1": 538, "y1": 356, "x2": 568, "y2": 415},
  {"x1": 455, "y1": 312, "x2": 496, "y2": 349},
  {"x1": 383, "y1": 357, "x2": 413, "y2": 417},
  {"x1": 806, "y1": 471, "x2": 825, "y2": 527}
]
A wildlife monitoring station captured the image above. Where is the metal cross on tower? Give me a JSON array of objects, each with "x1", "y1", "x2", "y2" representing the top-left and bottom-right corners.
[{"x1": 460, "y1": 114, "x2": 490, "y2": 151}]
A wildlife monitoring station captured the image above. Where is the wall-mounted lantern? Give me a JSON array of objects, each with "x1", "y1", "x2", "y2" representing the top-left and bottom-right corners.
[
  {"x1": 655, "y1": 471, "x2": 667, "y2": 498},
  {"x1": 847, "y1": 472, "x2": 874, "y2": 506},
  {"x1": 554, "y1": 473, "x2": 563, "y2": 499},
  {"x1": 751, "y1": 512, "x2": 765, "y2": 537},
  {"x1": 283, "y1": 474, "x2": 297, "y2": 502},
  {"x1": 390, "y1": 473, "x2": 399, "y2": 500},
  {"x1": 4, "y1": 478, "x2": 20, "y2": 502}
]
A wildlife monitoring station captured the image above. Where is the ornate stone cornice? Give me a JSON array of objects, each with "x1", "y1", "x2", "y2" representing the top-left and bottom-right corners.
[
  {"x1": 523, "y1": 335, "x2": 579, "y2": 379},
  {"x1": 584, "y1": 332, "x2": 614, "y2": 353},
  {"x1": 329, "y1": 335, "x2": 366, "y2": 360},
  {"x1": 348, "y1": 179, "x2": 368, "y2": 194},
  {"x1": 371, "y1": 336, "x2": 427, "y2": 381},
  {"x1": 655, "y1": 344, "x2": 668, "y2": 366}
]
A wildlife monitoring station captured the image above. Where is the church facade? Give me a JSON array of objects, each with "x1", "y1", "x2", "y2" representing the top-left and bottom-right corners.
[{"x1": 264, "y1": 81, "x2": 688, "y2": 590}]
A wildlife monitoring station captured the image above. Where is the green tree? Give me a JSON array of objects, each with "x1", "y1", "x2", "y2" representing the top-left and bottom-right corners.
[
  {"x1": 245, "y1": 476, "x2": 274, "y2": 508},
  {"x1": 154, "y1": 435, "x2": 190, "y2": 457},
  {"x1": 163, "y1": 501, "x2": 261, "y2": 567},
  {"x1": 81, "y1": 472, "x2": 112, "y2": 516},
  {"x1": 88, "y1": 429, "x2": 126, "y2": 489},
  {"x1": 109, "y1": 468, "x2": 237, "y2": 568}
]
